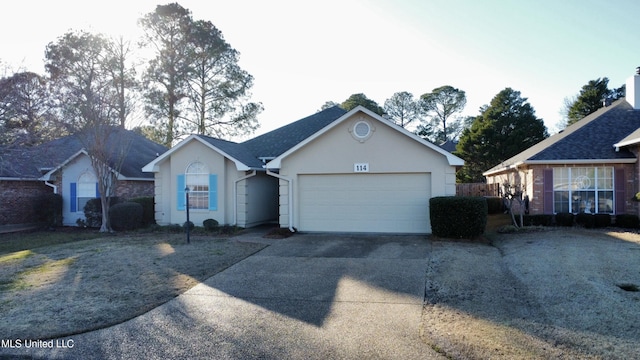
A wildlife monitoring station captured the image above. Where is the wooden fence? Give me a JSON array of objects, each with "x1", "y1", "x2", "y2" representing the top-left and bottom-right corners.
[{"x1": 456, "y1": 183, "x2": 500, "y2": 197}]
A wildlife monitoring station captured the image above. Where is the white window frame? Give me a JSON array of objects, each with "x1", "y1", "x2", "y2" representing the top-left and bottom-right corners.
[
  {"x1": 552, "y1": 167, "x2": 614, "y2": 214},
  {"x1": 185, "y1": 162, "x2": 209, "y2": 210}
]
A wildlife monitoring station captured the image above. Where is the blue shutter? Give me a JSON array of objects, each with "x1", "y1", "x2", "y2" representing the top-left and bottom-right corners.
[
  {"x1": 177, "y1": 174, "x2": 185, "y2": 211},
  {"x1": 209, "y1": 174, "x2": 218, "y2": 211},
  {"x1": 95, "y1": 183, "x2": 100, "y2": 198},
  {"x1": 70, "y1": 182, "x2": 77, "y2": 213}
]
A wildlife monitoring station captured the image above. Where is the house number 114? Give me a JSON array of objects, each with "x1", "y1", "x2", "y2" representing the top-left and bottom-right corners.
[{"x1": 354, "y1": 163, "x2": 369, "y2": 172}]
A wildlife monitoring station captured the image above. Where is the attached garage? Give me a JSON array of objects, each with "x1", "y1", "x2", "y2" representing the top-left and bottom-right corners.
[{"x1": 298, "y1": 173, "x2": 431, "y2": 233}]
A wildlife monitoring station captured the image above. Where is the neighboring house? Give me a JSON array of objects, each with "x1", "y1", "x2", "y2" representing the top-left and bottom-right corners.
[
  {"x1": 483, "y1": 70, "x2": 640, "y2": 217},
  {"x1": 144, "y1": 106, "x2": 464, "y2": 233},
  {"x1": 0, "y1": 127, "x2": 167, "y2": 226}
]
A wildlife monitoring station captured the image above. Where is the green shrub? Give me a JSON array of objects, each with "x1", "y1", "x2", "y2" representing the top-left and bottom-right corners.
[
  {"x1": 167, "y1": 224, "x2": 183, "y2": 233},
  {"x1": 83, "y1": 197, "x2": 121, "y2": 228},
  {"x1": 430, "y1": 196, "x2": 487, "y2": 239},
  {"x1": 129, "y1": 197, "x2": 155, "y2": 226},
  {"x1": 183, "y1": 221, "x2": 195, "y2": 230},
  {"x1": 575, "y1": 213, "x2": 595, "y2": 228},
  {"x1": 518, "y1": 214, "x2": 553, "y2": 227},
  {"x1": 594, "y1": 214, "x2": 611, "y2": 228},
  {"x1": 615, "y1": 214, "x2": 640, "y2": 229},
  {"x1": 83, "y1": 198, "x2": 103, "y2": 228},
  {"x1": 219, "y1": 224, "x2": 239, "y2": 235},
  {"x1": 203, "y1": 218, "x2": 219, "y2": 231},
  {"x1": 33, "y1": 193, "x2": 63, "y2": 227},
  {"x1": 485, "y1": 196, "x2": 504, "y2": 214},
  {"x1": 529, "y1": 214, "x2": 553, "y2": 226},
  {"x1": 109, "y1": 202, "x2": 143, "y2": 231},
  {"x1": 555, "y1": 212, "x2": 574, "y2": 227}
]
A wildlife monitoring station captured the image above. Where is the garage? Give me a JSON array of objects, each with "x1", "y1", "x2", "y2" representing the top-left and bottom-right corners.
[{"x1": 297, "y1": 173, "x2": 431, "y2": 233}]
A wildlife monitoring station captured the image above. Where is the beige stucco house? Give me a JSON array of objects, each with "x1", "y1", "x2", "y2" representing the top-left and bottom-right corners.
[{"x1": 143, "y1": 105, "x2": 463, "y2": 233}]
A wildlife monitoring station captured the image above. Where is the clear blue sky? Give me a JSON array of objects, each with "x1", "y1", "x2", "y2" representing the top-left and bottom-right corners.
[{"x1": 2, "y1": 0, "x2": 639, "y2": 137}]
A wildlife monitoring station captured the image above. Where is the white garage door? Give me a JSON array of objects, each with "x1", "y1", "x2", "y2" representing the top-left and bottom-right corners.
[{"x1": 298, "y1": 173, "x2": 431, "y2": 233}]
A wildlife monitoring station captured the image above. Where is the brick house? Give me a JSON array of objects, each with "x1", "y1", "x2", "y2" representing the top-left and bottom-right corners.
[
  {"x1": 483, "y1": 70, "x2": 640, "y2": 217},
  {"x1": 0, "y1": 128, "x2": 167, "y2": 227}
]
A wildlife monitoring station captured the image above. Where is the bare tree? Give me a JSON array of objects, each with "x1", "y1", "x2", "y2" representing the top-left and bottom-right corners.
[{"x1": 46, "y1": 30, "x2": 133, "y2": 232}]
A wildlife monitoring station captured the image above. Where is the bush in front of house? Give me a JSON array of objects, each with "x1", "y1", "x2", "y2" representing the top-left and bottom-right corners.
[
  {"x1": 615, "y1": 214, "x2": 640, "y2": 229},
  {"x1": 183, "y1": 221, "x2": 195, "y2": 231},
  {"x1": 485, "y1": 196, "x2": 504, "y2": 214},
  {"x1": 430, "y1": 196, "x2": 487, "y2": 239},
  {"x1": 575, "y1": 213, "x2": 595, "y2": 228},
  {"x1": 130, "y1": 197, "x2": 155, "y2": 227},
  {"x1": 594, "y1": 214, "x2": 612, "y2": 228},
  {"x1": 555, "y1": 212, "x2": 574, "y2": 227},
  {"x1": 83, "y1": 197, "x2": 122, "y2": 228},
  {"x1": 34, "y1": 193, "x2": 63, "y2": 227},
  {"x1": 519, "y1": 214, "x2": 554, "y2": 227},
  {"x1": 203, "y1": 218, "x2": 219, "y2": 232},
  {"x1": 109, "y1": 202, "x2": 143, "y2": 231}
]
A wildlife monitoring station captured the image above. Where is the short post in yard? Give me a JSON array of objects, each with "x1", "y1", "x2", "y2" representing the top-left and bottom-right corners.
[{"x1": 185, "y1": 186, "x2": 190, "y2": 244}]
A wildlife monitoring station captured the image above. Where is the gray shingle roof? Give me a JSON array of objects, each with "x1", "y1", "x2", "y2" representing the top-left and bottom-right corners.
[
  {"x1": 485, "y1": 99, "x2": 640, "y2": 174},
  {"x1": 0, "y1": 128, "x2": 167, "y2": 179},
  {"x1": 196, "y1": 135, "x2": 265, "y2": 169},
  {"x1": 242, "y1": 106, "x2": 347, "y2": 158}
]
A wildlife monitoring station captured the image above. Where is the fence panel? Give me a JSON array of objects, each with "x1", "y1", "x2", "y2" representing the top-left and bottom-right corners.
[{"x1": 456, "y1": 183, "x2": 500, "y2": 197}]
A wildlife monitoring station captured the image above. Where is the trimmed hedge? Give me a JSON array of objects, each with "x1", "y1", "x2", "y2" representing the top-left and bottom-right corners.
[
  {"x1": 83, "y1": 197, "x2": 121, "y2": 228},
  {"x1": 615, "y1": 214, "x2": 640, "y2": 229},
  {"x1": 575, "y1": 213, "x2": 595, "y2": 228},
  {"x1": 430, "y1": 196, "x2": 487, "y2": 239},
  {"x1": 34, "y1": 193, "x2": 63, "y2": 227},
  {"x1": 109, "y1": 202, "x2": 143, "y2": 231},
  {"x1": 594, "y1": 214, "x2": 612, "y2": 228},
  {"x1": 519, "y1": 214, "x2": 554, "y2": 227},
  {"x1": 555, "y1": 212, "x2": 574, "y2": 227},
  {"x1": 130, "y1": 197, "x2": 155, "y2": 226},
  {"x1": 203, "y1": 218, "x2": 219, "y2": 231}
]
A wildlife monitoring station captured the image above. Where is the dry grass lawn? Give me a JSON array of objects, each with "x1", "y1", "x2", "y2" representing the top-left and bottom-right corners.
[{"x1": 0, "y1": 230, "x2": 266, "y2": 340}]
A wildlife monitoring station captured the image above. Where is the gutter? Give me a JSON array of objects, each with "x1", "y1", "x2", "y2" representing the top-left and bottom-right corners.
[
  {"x1": 266, "y1": 169, "x2": 295, "y2": 232},
  {"x1": 44, "y1": 181, "x2": 58, "y2": 194},
  {"x1": 233, "y1": 170, "x2": 257, "y2": 226}
]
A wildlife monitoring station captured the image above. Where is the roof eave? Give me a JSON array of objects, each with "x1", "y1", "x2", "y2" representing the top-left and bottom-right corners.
[
  {"x1": 267, "y1": 105, "x2": 465, "y2": 168},
  {"x1": 484, "y1": 158, "x2": 637, "y2": 176},
  {"x1": 613, "y1": 138, "x2": 640, "y2": 149},
  {"x1": 141, "y1": 135, "x2": 252, "y2": 172}
]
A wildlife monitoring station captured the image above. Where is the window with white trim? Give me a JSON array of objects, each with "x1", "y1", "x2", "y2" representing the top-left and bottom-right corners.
[
  {"x1": 186, "y1": 162, "x2": 209, "y2": 210},
  {"x1": 77, "y1": 172, "x2": 97, "y2": 212},
  {"x1": 553, "y1": 167, "x2": 613, "y2": 214}
]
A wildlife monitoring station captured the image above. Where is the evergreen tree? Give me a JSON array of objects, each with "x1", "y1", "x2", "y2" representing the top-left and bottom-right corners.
[{"x1": 456, "y1": 88, "x2": 548, "y2": 183}]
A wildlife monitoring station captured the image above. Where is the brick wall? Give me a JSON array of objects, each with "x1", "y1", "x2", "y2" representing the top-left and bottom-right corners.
[
  {"x1": 114, "y1": 180, "x2": 154, "y2": 199},
  {"x1": 0, "y1": 180, "x2": 53, "y2": 225}
]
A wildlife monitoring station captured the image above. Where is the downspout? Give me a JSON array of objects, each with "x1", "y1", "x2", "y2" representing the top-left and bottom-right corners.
[
  {"x1": 233, "y1": 170, "x2": 257, "y2": 226},
  {"x1": 266, "y1": 169, "x2": 295, "y2": 232},
  {"x1": 44, "y1": 181, "x2": 58, "y2": 194}
]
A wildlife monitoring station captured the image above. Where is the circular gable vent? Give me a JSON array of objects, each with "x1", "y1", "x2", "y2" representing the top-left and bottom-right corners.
[{"x1": 354, "y1": 121, "x2": 371, "y2": 138}]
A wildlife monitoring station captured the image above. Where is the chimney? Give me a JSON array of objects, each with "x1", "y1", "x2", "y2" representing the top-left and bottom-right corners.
[{"x1": 626, "y1": 66, "x2": 640, "y2": 110}]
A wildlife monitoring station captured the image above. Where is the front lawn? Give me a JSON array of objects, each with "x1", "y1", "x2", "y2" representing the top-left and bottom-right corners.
[{"x1": 0, "y1": 230, "x2": 266, "y2": 340}]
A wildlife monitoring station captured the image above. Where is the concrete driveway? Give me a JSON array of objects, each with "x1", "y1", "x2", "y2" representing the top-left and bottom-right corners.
[{"x1": 13, "y1": 233, "x2": 444, "y2": 359}]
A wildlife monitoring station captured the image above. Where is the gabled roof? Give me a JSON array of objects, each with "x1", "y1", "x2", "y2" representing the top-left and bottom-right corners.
[
  {"x1": 143, "y1": 105, "x2": 464, "y2": 173},
  {"x1": 0, "y1": 127, "x2": 167, "y2": 180},
  {"x1": 484, "y1": 98, "x2": 640, "y2": 176},
  {"x1": 142, "y1": 134, "x2": 265, "y2": 172},
  {"x1": 266, "y1": 106, "x2": 465, "y2": 168},
  {"x1": 143, "y1": 106, "x2": 349, "y2": 172},
  {"x1": 242, "y1": 106, "x2": 348, "y2": 158}
]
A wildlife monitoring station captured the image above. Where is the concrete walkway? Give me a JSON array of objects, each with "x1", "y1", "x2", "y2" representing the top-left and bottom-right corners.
[{"x1": 4, "y1": 233, "x2": 444, "y2": 359}]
